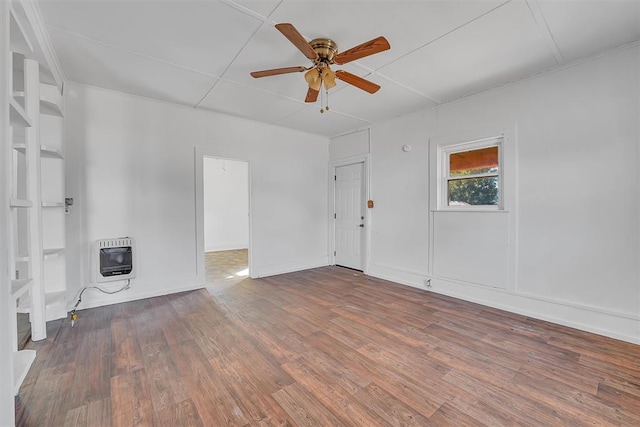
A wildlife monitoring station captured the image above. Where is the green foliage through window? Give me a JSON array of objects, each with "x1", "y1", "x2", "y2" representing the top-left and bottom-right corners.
[
  {"x1": 448, "y1": 176, "x2": 498, "y2": 206},
  {"x1": 446, "y1": 144, "x2": 500, "y2": 207}
]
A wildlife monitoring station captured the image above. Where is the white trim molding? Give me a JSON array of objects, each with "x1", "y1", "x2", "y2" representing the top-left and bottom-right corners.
[
  {"x1": 367, "y1": 263, "x2": 640, "y2": 345},
  {"x1": 251, "y1": 255, "x2": 329, "y2": 279}
]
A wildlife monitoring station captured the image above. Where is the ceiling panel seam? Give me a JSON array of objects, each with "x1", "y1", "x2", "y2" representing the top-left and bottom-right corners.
[
  {"x1": 524, "y1": 0, "x2": 565, "y2": 65},
  {"x1": 219, "y1": 0, "x2": 272, "y2": 22},
  {"x1": 46, "y1": 25, "x2": 222, "y2": 79},
  {"x1": 353, "y1": 65, "x2": 442, "y2": 104},
  {"x1": 266, "y1": 105, "x2": 308, "y2": 125},
  {"x1": 220, "y1": 77, "x2": 322, "y2": 106},
  {"x1": 376, "y1": 0, "x2": 513, "y2": 71},
  {"x1": 266, "y1": 0, "x2": 285, "y2": 20},
  {"x1": 272, "y1": 103, "x2": 373, "y2": 128},
  {"x1": 219, "y1": 0, "x2": 285, "y2": 21},
  {"x1": 194, "y1": 20, "x2": 269, "y2": 108}
]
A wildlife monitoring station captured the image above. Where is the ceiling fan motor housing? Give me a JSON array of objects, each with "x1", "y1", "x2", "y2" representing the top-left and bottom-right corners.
[{"x1": 310, "y1": 38, "x2": 338, "y2": 64}]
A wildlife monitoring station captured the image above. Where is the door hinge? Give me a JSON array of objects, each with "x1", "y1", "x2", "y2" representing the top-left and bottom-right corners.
[
  {"x1": 334, "y1": 251, "x2": 336, "y2": 256},
  {"x1": 334, "y1": 175, "x2": 336, "y2": 181},
  {"x1": 334, "y1": 213, "x2": 336, "y2": 219}
]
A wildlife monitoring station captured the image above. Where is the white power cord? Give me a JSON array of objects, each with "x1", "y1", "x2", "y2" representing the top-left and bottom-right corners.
[{"x1": 70, "y1": 279, "x2": 131, "y2": 327}]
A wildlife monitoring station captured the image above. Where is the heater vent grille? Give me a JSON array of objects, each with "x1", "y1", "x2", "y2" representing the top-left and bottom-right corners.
[
  {"x1": 95, "y1": 237, "x2": 136, "y2": 283},
  {"x1": 98, "y1": 237, "x2": 134, "y2": 249}
]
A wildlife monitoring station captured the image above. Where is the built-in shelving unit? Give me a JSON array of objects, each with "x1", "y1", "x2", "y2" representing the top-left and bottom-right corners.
[
  {"x1": 3, "y1": 2, "x2": 66, "y2": 413},
  {"x1": 14, "y1": 83, "x2": 63, "y2": 118},
  {"x1": 40, "y1": 145, "x2": 63, "y2": 158},
  {"x1": 14, "y1": 142, "x2": 64, "y2": 159},
  {"x1": 8, "y1": 6, "x2": 33, "y2": 55},
  {"x1": 9, "y1": 96, "x2": 31, "y2": 126},
  {"x1": 16, "y1": 290, "x2": 65, "y2": 315},
  {"x1": 39, "y1": 83, "x2": 63, "y2": 116},
  {"x1": 9, "y1": 198, "x2": 32, "y2": 208},
  {"x1": 11, "y1": 278, "x2": 33, "y2": 299},
  {"x1": 12, "y1": 350, "x2": 36, "y2": 396},
  {"x1": 43, "y1": 248, "x2": 64, "y2": 259},
  {"x1": 39, "y1": 75, "x2": 67, "y2": 324},
  {"x1": 6, "y1": 8, "x2": 37, "y2": 403},
  {"x1": 41, "y1": 201, "x2": 64, "y2": 207}
]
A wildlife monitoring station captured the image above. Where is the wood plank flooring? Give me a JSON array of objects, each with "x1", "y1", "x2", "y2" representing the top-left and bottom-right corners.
[
  {"x1": 15, "y1": 266, "x2": 640, "y2": 426},
  {"x1": 205, "y1": 249, "x2": 248, "y2": 287}
]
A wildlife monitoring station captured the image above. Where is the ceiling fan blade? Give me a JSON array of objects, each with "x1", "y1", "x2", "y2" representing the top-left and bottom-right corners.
[
  {"x1": 250, "y1": 66, "x2": 306, "y2": 78},
  {"x1": 333, "y1": 36, "x2": 390, "y2": 65},
  {"x1": 275, "y1": 23, "x2": 318, "y2": 61},
  {"x1": 335, "y1": 70, "x2": 381, "y2": 94},
  {"x1": 305, "y1": 87, "x2": 319, "y2": 103}
]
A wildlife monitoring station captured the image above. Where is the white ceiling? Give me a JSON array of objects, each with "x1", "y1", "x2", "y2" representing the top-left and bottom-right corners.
[{"x1": 38, "y1": 0, "x2": 640, "y2": 137}]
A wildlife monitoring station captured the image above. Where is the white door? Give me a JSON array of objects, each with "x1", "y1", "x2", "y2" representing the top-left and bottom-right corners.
[{"x1": 335, "y1": 163, "x2": 364, "y2": 270}]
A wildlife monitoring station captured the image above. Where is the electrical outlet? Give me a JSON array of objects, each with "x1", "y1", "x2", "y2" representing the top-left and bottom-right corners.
[{"x1": 423, "y1": 278, "x2": 432, "y2": 289}]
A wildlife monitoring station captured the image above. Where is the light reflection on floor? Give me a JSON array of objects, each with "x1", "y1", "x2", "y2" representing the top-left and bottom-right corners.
[{"x1": 205, "y1": 249, "x2": 249, "y2": 295}]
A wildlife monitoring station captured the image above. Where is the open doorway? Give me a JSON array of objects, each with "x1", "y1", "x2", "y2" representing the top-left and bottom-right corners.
[{"x1": 202, "y1": 157, "x2": 250, "y2": 288}]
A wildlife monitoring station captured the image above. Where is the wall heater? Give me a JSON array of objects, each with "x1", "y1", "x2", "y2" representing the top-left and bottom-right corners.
[{"x1": 95, "y1": 237, "x2": 136, "y2": 283}]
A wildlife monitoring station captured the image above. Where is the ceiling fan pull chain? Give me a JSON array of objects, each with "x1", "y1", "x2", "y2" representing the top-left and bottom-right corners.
[
  {"x1": 320, "y1": 84, "x2": 325, "y2": 113},
  {"x1": 325, "y1": 89, "x2": 330, "y2": 111}
]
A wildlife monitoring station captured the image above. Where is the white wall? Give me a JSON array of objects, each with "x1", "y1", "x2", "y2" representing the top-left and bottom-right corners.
[
  {"x1": 330, "y1": 44, "x2": 640, "y2": 343},
  {"x1": 203, "y1": 157, "x2": 248, "y2": 252},
  {"x1": 65, "y1": 83, "x2": 329, "y2": 309},
  {"x1": 0, "y1": 4, "x2": 14, "y2": 421}
]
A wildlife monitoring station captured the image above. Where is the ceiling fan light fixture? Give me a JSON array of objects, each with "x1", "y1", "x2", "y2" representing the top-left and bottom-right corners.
[
  {"x1": 305, "y1": 69, "x2": 321, "y2": 91},
  {"x1": 250, "y1": 23, "x2": 390, "y2": 109},
  {"x1": 322, "y1": 67, "x2": 336, "y2": 90}
]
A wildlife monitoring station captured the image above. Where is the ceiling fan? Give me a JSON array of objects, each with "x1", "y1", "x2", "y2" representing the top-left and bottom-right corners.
[{"x1": 250, "y1": 23, "x2": 390, "y2": 111}]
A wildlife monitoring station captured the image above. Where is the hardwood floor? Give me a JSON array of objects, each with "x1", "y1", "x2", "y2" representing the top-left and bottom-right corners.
[
  {"x1": 15, "y1": 266, "x2": 640, "y2": 426},
  {"x1": 205, "y1": 249, "x2": 248, "y2": 287}
]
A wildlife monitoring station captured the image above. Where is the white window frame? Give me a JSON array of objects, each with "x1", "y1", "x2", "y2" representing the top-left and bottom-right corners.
[{"x1": 438, "y1": 136, "x2": 504, "y2": 211}]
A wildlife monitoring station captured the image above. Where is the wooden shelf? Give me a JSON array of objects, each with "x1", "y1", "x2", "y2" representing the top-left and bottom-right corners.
[
  {"x1": 41, "y1": 201, "x2": 64, "y2": 208},
  {"x1": 10, "y1": 198, "x2": 32, "y2": 208},
  {"x1": 11, "y1": 278, "x2": 33, "y2": 299},
  {"x1": 9, "y1": 7, "x2": 33, "y2": 56},
  {"x1": 13, "y1": 350, "x2": 36, "y2": 395},
  {"x1": 41, "y1": 145, "x2": 63, "y2": 159},
  {"x1": 43, "y1": 248, "x2": 64, "y2": 259},
  {"x1": 9, "y1": 96, "x2": 32, "y2": 127}
]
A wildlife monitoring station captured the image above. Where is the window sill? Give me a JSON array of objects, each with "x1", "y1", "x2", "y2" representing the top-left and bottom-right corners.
[{"x1": 431, "y1": 209, "x2": 510, "y2": 213}]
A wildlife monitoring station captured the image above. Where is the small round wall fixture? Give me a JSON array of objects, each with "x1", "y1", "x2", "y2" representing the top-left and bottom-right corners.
[{"x1": 402, "y1": 144, "x2": 412, "y2": 152}]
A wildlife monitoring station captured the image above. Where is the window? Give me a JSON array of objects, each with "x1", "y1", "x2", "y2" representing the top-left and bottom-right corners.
[{"x1": 441, "y1": 137, "x2": 502, "y2": 209}]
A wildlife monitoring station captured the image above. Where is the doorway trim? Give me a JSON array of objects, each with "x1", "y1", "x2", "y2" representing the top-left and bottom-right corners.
[
  {"x1": 194, "y1": 147, "x2": 252, "y2": 284},
  {"x1": 329, "y1": 154, "x2": 371, "y2": 273}
]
